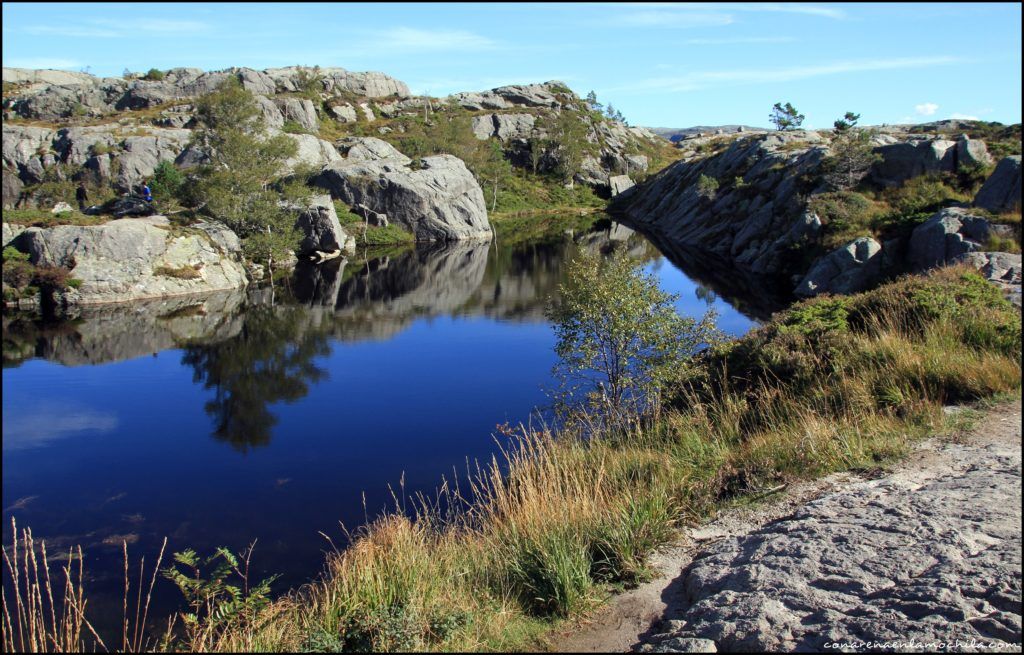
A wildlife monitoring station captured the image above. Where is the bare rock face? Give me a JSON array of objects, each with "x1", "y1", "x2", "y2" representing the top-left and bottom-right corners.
[
  {"x1": 294, "y1": 194, "x2": 356, "y2": 255},
  {"x1": 471, "y1": 113, "x2": 536, "y2": 141},
  {"x1": 16, "y1": 216, "x2": 248, "y2": 305},
  {"x1": 956, "y1": 134, "x2": 992, "y2": 168},
  {"x1": 794, "y1": 236, "x2": 883, "y2": 297},
  {"x1": 312, "y1": 138, "x2": 491, "y2": 242},
  {"x1": 275, "y1": 97, "x2": 319, "y2": 133},
  {"x1": 608, "y1": 174, "x2": 635, "y2": 197},
  {"x1": 871, "y1": 138, "x2": 957, "y2": 186},
  {"x1": 907, "y1": 207, "x2": 991, "y2": 271},
  {"x1": 642, "y1": 431, "x2": 1022, "y2": 652},
  {"x1": 955, "y1": 251, "x2": 1023, "y2": 306},
  {"x1": 974, "y1": 156, "x2": 1022, "y2": 213}
]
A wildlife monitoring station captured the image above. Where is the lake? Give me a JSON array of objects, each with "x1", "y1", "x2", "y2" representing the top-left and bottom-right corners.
[{"x1": 2, "y1": 221, "x2": 765, "y2": 637}]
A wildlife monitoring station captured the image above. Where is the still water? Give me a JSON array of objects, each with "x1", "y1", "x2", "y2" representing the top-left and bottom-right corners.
[{"x1": 2, "y1": 223, "x2": 763, "y2": 635}]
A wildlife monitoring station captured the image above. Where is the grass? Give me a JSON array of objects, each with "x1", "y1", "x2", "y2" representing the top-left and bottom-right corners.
[
  {"x1": 153, "y1": 264, "x2": 203, "y2": 280},
  {"x1": 2, "y1": 208, "x2": 111, "y2": 228},
  {"x1": 334, "y1": 202, "x2": 416, "y2": 246},
  {"x1": 491, "y1": 211, "x2": 603, "y2": 246},
  {"x1": 4, "y1": 265, "x2": 1019, "y2": 652}
]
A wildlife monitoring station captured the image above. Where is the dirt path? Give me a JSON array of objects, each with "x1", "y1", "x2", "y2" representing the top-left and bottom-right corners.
[{"x1": 552, "y1": 398, "x2": 1022, "y2": 653}]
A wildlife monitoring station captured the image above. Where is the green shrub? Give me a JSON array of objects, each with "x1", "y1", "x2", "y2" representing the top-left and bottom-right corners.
[
  {"x1": 143, "y1": 68, "x2": 166, "y2": 81},
  {"x1": 281, "y1": 120, "x2": 308, "y2": 134},
  {"x1": 696, "y1": 174, "x2": 719, "y2": 199}
]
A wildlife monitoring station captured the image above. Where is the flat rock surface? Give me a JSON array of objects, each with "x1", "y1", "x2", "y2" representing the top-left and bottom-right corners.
[{"x1": 555, "y1": 400, "x2": 1022, "y2": 653}]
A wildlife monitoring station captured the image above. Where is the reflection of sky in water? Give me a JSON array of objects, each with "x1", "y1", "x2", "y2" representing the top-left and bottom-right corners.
[
  {"x1": 2, "y1": 400, "x2": 118, "y2": 450},
  {"x1": 1, "y1": 231, "x2": 760, "y2": 640}
]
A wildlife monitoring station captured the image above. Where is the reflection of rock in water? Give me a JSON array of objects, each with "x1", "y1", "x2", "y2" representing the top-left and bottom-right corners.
[
  {"x1": 3, "y1": 290, "x2": 247, "y2": 368},
  {"x1": 625, "y1": 223, "x2": 789, "y2": 321}
]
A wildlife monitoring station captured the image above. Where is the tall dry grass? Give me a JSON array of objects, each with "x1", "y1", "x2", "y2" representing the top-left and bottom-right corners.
[{"x1": 3, "y1": 265, "x2": 1021, "y2": 652}]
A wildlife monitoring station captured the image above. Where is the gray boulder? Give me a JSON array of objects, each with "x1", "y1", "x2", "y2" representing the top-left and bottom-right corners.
[
  {"x1": 955, "y1": 251, "x2": 1022, "y2": 306},
  {"x1": 908, "y1": 207, "x2": 990, "y2": 271},
  {"x1": 282, "y1": 133, "x2": 342, "y2": 171},
  {"x1": 871, "y1": 138, "x2": 956, "y2": 186},
  {"x1": 3, "y1": 222, "x2": 27, "y2": 247},
  {"x1": 336, "y1": 137, "x2": 411, "y2": 165},
  {"x1": 795, "y1": 237, "x2": 883, "y2": 297},
  {"x1": 255, "y1": 95, "x2": 284, "y2": 129},
  {"x1": 471, "y1": 113, "x2": 536, "y2": 141},
  {"x1": 330, "y1": 103, "x2": 358, "y2": 123},
  {"x1": 608, "y1": 174, "x2": 635, "y2": 196},
  {"x1": 3, "y1": 170, "x2": 23, "y2": 208},
  {"x1": 275, "y1": 97, "x2": 319, "y2": 133},
  {"x1": 955, "y1": 134, "x2": 992, "y2": 168},
  {"x1": 974, "y1": 156, "x2": 1022, "y2": 213},
  {"x1": 16, "y1": 216, "x2": 248, "y2": 304},
  {"x1": 313, "y1": 153, "x2": 491, "y2": 242},
  {"x1": 294, "y1": 194, "x2": 356, "y2": 255}
]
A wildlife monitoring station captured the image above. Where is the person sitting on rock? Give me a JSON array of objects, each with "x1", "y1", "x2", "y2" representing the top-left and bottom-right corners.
[{"x1": 141, "y1": 182, "x2": 153, "y2": 203}]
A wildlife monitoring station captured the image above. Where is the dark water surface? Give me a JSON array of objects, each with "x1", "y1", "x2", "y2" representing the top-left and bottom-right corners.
[{"x1": 2, "y1": 224, "x2": 760, "y2": 636}]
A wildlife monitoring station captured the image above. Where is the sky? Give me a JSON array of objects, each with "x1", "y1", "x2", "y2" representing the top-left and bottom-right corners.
[{"x1": 2, "y1": 2, "x2": 1021, "y2": 129}]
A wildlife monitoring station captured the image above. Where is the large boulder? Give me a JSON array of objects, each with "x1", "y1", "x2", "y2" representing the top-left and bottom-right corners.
[
  {"x1": 955, "y1": 134, "x2": 992, "y2": 168},
  {"x1": 871, "y1": 138, "x2": 956, "y2": 186},
  {"x1": 282, "y1": 133, "x2": 342, "y2": 171},
  {"x1": 275, "y1": 97, "x2": 319, "y2": 133},
  {"x1": 608, "y1": 174, "x2": 635, "y2": 196},
  {"x1": 974, "y1": 156, "x2": 1022, "y2": 213},
  {"x1": 795, "y1": 237, "x2": 883, "y2": 297},
  {"x1": 907, "y1": 207, "x2": 990, "y2": 271},
  {"x1": 336, "y1": 136, "x2": 410, "y2": 164},
  {"x1": 15, "y1": 216, "x2": 248, "y2": 304},
  {"x1": 3, "y1": 170, "x2": 23, "y2": 208},
  {"x1": 470, "y1": 113, "x2": 536, "y2": 141},
  {"x1": 294, "y1": 194, "x2": 356, "y2": 255},
  {"x1": 312, "y1": 151, "x2": 491, "y2": 242}
]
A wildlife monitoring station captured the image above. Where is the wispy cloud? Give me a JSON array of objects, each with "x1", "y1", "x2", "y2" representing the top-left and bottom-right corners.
[
  {"x1": 602, "y1": 3, "x2": 847, "y2": 20},
  {"x1": 950, "y1": 112, "x2": 980, "y2": 120},
  {"x1": 915, "y1": 102, "x2": 939, "y2": 116},
  {"x1": 685, "y1": 36, "x2": 797, "y2": 44},
  {"x1": 367, "y1": 27, "x2": 498, "y2": 53},
  {"x1": 24, "y1": 17, "x2": 211, "y2": 38},
  {"x1": 2, "y1": 57, "x2": 84, "y2": 70},
  {"x1": 611, "y1": 56, "x2": 967, "y2": 93},
  {"x1": 3, "y1": 406, "x2": 118, "y2": 450},
  {"x1": 618, "y1": 11, "x2": 735, "y2": 28}
]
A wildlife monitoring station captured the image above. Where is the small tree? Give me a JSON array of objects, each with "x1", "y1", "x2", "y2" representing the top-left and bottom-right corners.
[
  {"x1": 551, "y1": 110, "x2": 588, "y2": 187},
  {"x1": 150, "y1": 160, "x2": 184, "y2": 209},
  {"x1": 696, "y1": 174, "x2": 719, "y2": 200},
  {"x1": 528, "y1": 137, "x2": 546, "y2": 174},
  {"x1": 769, "y1": 102, "x2": 804, "y2": 131},
  {"x1": 585, "y1": 90, "x2": 603, "y2": 112},
  {"x1": 823, "y1": 128, "x2": 882, "y2": 190},
  {"x1": 479, "y1": 140, "x2": 513, "y2": 212},
  {"x1": 546, "y1": 250, "x2": 720, "y2": 428},
  {"x1": 188, "y1": 78, "x2": 302, "y2": 269},
  {"x1": 833, "y1": 111, "x2": 860, "y2": 132}
]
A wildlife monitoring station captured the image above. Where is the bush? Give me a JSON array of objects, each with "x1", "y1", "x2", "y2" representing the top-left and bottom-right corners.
[
  {"x1": 143, "y1": 68, "x2": 166, "y2": 81},
  {"x1": 881, "y1": 175, "x2": 967, "y2": 216},
  {"x1": 150, "y1": 160, "x2": 185, "y2": 206},
  {"x1": 696, "y1": 174, "x2": 719, "y2": 199}
]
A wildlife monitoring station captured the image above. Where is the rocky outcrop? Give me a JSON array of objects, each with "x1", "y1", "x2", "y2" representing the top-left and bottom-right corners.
[
  {"x1": 870, "y1": 138, "x2": 957, "y2": 186},
  {"x1": 14, "y1": 216, "x2": 248, "y2": 305},
  {"x1": 3, "y1": 222, "x2": 27, "y2": 247},
  {"x1": 955, "y1": 251, "x2": 1023, "y2": 306},
  {"x1": 608, "y1": 174, "x2": 635, "y2": 197},
  {"x1": 956, "y1": 134, "x2": 992, "y2": 168},
  {"x1": 907, "y1": 207, "x2": 991, "y2": 271},
  {"x1": 471, "y1": 113, "x2": 536, "y2": 141},
  {"x1": 795, "y1": 236, "x2": 883, "y2": 297},
  {"x1": 974, "y1": 156, "x2": 1022, "y2": 213},
  {"x1": 613, "y1": 131, "x2": 829, "y2": 278},
  {"x1": 294, "y1": 194, "x2": 356, "y2": 255},
  {"x1": 275, "y1": 97, "x2": 319, "y2": 133},
  {"x1": 450, "y1": 81, "x2": 565, "y2": 111},
  {"x1": 311, "y1": 138, "x2": 491, "y2": 242},
  {"x1": 282, "y1": 133, "x2": 343, "y2": 171},
  {"x1": 3, "y1": 66, "x2": 409, "y2": 122},
  {"x1": 2, "y1": 169, "x2": 23, "y2": 208},
  {"x1": 640, "y1": 422, "x2": 1022, "y2": 653}
]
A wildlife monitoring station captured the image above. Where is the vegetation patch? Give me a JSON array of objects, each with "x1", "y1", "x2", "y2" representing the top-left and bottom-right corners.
[{"x1": 153, "y1": 263, "x2": 203, "y2": 280}]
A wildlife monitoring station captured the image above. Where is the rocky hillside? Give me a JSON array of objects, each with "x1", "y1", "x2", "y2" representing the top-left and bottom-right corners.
[
  {"x1": 612, "y1": 126, "x2": 1022, "y2": 301},
  {"x1": 2, "y1": 66, "x2": 669, "y2": 208}
]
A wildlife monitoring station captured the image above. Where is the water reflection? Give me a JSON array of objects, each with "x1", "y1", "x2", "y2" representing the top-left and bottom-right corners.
[{"x1": 181, "y1": 305, "x2": 333, "y2": 452}]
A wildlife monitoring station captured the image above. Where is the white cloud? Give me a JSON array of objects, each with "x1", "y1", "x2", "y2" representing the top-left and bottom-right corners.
[
  {"x1": 3, "y1": 407, "x2": 118, "y2": 450},
  {"x1": 369, "y1": 27, "x2": 498, "y2": 52},
  {"x1": 685, "y1": 36, "x2": 797, "y2": 44},
  {"x1": 617, "y1": 11, "x2": 735, "y2": 27},
  {"x1": 915, "y1": 102, "x2": 939, "y2": 116},
  {"x1": 24, "y1": 17, "x2": 211, "y2": 38},
  {"x1": 2, "y1": 57, "x2": 84, "y2": 70},
  {"x1": 603, "y1": 3, "x2": 847, "y2": 20},
  {"x1": 611, "y1": 57, "x2": 965, "y2": 93}
]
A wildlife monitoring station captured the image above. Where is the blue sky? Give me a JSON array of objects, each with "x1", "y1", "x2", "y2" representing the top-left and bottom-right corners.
[{"x1": 3, "y1": 2, "x2": 1021, "y2": 128}]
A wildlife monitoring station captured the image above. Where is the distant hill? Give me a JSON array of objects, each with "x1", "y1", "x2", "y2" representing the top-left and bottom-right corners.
[{"x1": 647, "y1": 125, "x2": 765, "y2": 142}]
